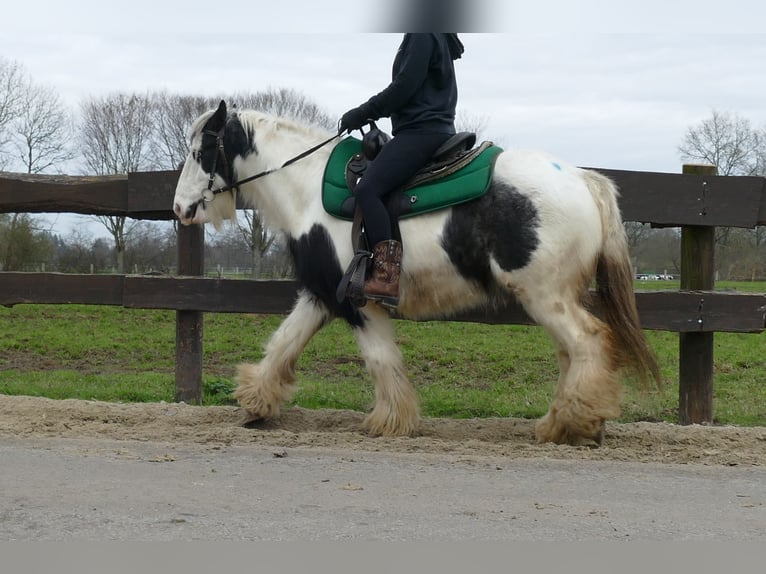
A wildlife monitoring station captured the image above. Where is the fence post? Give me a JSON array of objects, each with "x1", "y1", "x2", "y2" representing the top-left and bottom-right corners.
[
  {"x1": 175, "y1": 224, "x2": 204, "y2": 403},
  {"x1": 678, "y1": 164, "x2": 717, "y2": 424}
]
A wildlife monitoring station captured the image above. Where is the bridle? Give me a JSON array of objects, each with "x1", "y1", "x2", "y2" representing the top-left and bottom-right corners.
[
  {"x1": 200, "y1": 123, "x2": 341, "y2": 202},
  {"x1": 202, "y1": 126, "x2": 231, "y2": 198}
]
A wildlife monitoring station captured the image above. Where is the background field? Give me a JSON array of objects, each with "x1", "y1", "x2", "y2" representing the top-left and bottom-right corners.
[{"x1": 1, "y1": 281, "x2": 764, "y2": 427}]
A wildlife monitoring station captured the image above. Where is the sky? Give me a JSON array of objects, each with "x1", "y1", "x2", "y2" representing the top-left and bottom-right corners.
[{"x1": 3, "y1": 0, "x2": 766, "y2": 237}]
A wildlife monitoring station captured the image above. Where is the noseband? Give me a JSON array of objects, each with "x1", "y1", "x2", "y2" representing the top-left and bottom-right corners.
[{"x1": 200, "y1": 123, "x2": 341, "y2": 202}]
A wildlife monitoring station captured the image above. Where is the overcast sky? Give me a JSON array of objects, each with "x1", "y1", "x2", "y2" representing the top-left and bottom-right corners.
[{"x1": 3, "y1": 0, "x2": 766, "y2": 236}]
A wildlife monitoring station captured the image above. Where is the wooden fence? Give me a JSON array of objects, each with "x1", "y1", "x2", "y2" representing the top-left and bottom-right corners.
[{"x1": 1, "y1": 167, "x2": 766, "y2": 424}]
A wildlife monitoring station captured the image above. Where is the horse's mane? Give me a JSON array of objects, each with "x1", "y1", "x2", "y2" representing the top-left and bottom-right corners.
[
  {"x1": 236, "y1": 109, "x2": 333, "y2": 145},
  {"x1": 189, "y1": 107, "x2": 332, "y2": 149}
]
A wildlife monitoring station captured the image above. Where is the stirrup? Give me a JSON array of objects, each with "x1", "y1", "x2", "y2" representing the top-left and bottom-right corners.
[
  {"x1": 336, "y1": 250, "x2": 372, "y2": 307},
  {"x1": 364, "y1": 292, "x2": 399, "y2": 310}
]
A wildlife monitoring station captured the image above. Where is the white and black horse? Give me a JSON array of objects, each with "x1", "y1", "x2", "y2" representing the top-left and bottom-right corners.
[{"x1": 173, "y1": 100, "x2": 660, "y2": 445}]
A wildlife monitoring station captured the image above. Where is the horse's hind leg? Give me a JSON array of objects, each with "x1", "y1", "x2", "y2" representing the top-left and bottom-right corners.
[
  {"x1": 234, "y1": 293, "x2": 331, "y2": 423},
  {"x1": 522, "y1": 294, "x2": 621, "y2": 445},
  {"x1": 354, "y1": 306, "x2": 420, "y2": 437}
]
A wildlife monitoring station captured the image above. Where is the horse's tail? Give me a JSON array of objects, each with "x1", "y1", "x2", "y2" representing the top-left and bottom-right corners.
[{"x1": 583, "y1": 169, "x2": 662, "y2": 388}]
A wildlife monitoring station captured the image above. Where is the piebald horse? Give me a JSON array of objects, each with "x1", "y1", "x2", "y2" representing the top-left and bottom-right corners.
[{"x1": 173, "y1": 101, "x2": 660, "y2": 445}]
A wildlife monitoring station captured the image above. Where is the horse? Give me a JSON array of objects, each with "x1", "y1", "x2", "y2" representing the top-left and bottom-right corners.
[{"x1": 172, "y1": 100, "x2": 660, "y2": 446}]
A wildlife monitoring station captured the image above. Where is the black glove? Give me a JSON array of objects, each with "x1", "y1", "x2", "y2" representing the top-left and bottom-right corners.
[{"x1": 339, "y1": 104, "x2": 372, "y2": 134}]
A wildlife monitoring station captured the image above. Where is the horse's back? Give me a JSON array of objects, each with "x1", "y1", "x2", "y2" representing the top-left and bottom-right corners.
[
  {"x1": 494, "y1": 148, "x2": 594, "y2": 203},
  {"x1": 493, "y1": 148, "x2": 604, "y2": 244}
]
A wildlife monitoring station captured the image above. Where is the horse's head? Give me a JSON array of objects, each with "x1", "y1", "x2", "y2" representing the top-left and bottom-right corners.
[{"x1": 173, "y1": 100, "x2": 238, "y2": 228}]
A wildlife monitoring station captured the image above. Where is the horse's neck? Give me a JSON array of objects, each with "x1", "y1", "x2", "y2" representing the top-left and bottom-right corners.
[{"x1": 239, "y1": 120, "x2": 333, "y2": 237}]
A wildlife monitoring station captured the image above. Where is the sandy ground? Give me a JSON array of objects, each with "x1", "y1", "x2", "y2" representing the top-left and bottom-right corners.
[
  {"x1": 2, "y1": 394, "x2": 766, "y2": 541},
  {"x1": 1, "y1": 394, "x2": 764, "y2": 466}
]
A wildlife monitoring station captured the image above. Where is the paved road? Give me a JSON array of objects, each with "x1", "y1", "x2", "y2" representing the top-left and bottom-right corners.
[{"x1": 2, "y1": 436, "x2": 764, "y2": 541}]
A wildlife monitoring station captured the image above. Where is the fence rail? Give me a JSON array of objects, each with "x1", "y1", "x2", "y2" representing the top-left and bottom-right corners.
[
  {"x1": 1, "y1": 272, "x2": 765, "y2": 333},
  {"x1": 2, "y1": 166, "x2": 766, "y2": 425}
]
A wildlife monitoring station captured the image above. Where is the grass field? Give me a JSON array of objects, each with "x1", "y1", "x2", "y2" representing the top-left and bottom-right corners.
[
  {"x1": 1, "y1": 286, "x2": 764, "y2": 426},
  {"x1": 635, "y1": 280, "x2": 766, "y2": 292}
]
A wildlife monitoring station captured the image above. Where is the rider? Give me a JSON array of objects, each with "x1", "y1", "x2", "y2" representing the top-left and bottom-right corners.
[{"x1": 339, "y1": 33, "x2": 464, "y2": 307}]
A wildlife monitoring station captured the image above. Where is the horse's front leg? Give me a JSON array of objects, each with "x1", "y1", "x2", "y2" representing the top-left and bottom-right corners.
[
  {"x1": 234, "y1": 292, "x2": 331, "y2": 423},
  {"x1": 355, "y1": 306, "x2": 420, "y2": 437}
]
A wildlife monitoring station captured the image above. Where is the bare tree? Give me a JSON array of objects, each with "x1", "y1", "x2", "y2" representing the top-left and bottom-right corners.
[
  {"x1": 125, "y1": 221, "x2": 176, "y2": 274},
  {"x1": 631, "y1": 227, "x2": 682, "y2": 277},
  {"x1": 149, "y1": 92, "x2": 213, "y2": 170},
  {"x1": 456, "y1": 110, "x2": 489, "y2": 142},
  {"x1": 624, "y1": 221, "x2": 653, "y2": 251},
  {"x1": 79, "y1": 92, "x2": 154, "y2": 272},
  {"x1": 229, "y1": 87, "x2": 335, "y2": 130},
  {"x1": 678, "y1": 110, "x2": 762, "y2": 176},
  {"x1": 716, "y1": 227, "x2": 766, "y2": 281},
  {"x1": 235, "y1": 208, "x2": 276, "y2": 277},
  {"x1": 0, "y1": 57, "x2": 26, "y2": 169},
  {"x1": 80, "y1": 92, "x2": 154, "y2": 174},
  {"x1": 12, "y1": 81, "x2": 74, "y2": 174}
]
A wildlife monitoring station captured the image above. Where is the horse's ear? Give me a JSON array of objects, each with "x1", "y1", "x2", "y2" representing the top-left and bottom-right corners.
[{"x1": 209, "y1": 100, "x2": 227, "y2": 130}]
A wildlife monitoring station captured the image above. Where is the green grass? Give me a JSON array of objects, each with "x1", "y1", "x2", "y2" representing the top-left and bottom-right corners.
[
  {"x1": 635, "y1": 280, "x2": 766, "y2": 292},
  {"x1": 1, "y1": 296, "x2": 765, "y2": 426}
]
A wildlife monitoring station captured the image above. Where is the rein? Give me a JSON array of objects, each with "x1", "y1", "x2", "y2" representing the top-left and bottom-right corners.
[{"x1": 203, "y1": 130, "x2": 341, "y2": 200}]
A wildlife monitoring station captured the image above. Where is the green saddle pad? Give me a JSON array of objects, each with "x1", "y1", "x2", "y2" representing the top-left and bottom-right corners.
[{"x1": 322, "y1": 137, "x2": 503, "y2": 220}]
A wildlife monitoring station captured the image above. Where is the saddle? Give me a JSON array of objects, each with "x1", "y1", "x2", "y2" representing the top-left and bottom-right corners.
[
  {"x1": 339, "y1": 132, "x2": 496, "y2": 220},
  {"x1": 346, "y1": 129, "x2": 478, "y2": 192},
  {"x1": 323, "y1": 133, "x2": 501, "y2": 223}
]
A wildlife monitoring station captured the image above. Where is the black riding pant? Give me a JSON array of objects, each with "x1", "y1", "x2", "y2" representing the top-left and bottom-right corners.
[{"x1": 356, "y1": 130, "x2": 453, "y2": 247}]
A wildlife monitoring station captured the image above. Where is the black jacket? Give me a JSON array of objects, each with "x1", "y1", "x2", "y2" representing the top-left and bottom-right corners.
[{"x1": 362, "y1": 34, "x2": 461, "y2": 136}]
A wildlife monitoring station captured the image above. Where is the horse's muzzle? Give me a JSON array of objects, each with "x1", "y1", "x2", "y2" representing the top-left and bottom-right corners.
[{"x1": 174, "y1": 200, "x2": 201, "y2": 225}]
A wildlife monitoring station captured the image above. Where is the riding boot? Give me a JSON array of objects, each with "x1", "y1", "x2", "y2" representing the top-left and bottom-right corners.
[{"x1": 363, "y1": 240, "x2": 402, "y2": 308}]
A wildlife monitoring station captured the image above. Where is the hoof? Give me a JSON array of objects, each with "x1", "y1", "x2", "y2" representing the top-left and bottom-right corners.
[
  {"x1": 241, "y1": 411, "x2": 269, "y2": 429},
  {"x1": 536, "y1": 412, "x2": 606, "y2": 447},
  {"x1": 576, "y1": 418, "x2": 606, "y2": 448},
  {"x1": 569, "y1": 420, "x2": 607, "y2": 448},
  {"x1": 362, "y1": 412, "x2": 419, "y2": 438}
]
